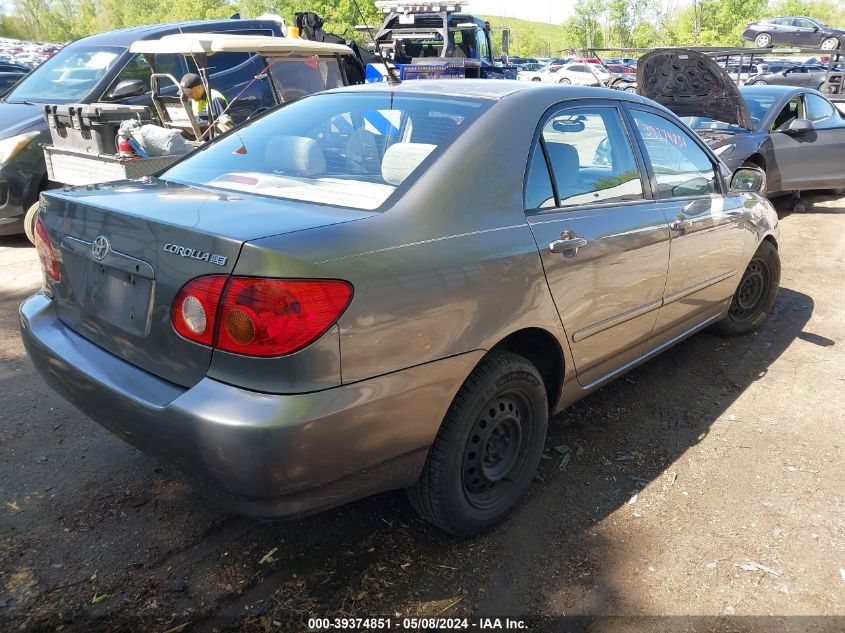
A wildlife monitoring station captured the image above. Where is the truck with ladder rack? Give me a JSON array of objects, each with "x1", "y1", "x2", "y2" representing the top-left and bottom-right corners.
[{"x1": 361, "y1": 0, "x2": 516, "y2": 82}]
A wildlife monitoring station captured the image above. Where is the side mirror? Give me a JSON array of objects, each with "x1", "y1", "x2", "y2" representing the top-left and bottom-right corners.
[
  {"x1": 106, "y1": 79, "x2": 146, "y2": 101},
  {"x1": 730, "y1": 166, "x2": 765, "y2": 193},
  {"x1": 785, "y1": 117, "x2": 814, "y2": 133},
  {"x1": 502, "y1": 28, "x2": 510, "y2": 56},
  {"x1": 781, "y1": 69, "x2": 789, "y2": 75}
]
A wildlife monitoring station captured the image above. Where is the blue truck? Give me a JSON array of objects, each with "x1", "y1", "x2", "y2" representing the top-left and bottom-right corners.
[{"x1": 362, "y1": 1, "x2": 516, "y2": 82}]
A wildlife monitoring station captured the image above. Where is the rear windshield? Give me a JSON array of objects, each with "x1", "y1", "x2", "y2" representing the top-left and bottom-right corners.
[{"x1": 163, "y1": 92, "x2": 489, "y2": 210}]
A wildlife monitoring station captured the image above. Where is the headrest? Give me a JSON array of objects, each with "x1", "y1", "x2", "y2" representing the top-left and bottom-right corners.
[
  {"x1": 544, "y1": 142, "x2": 580, "y2": 188},
  {"x1": 381, "y1": 143, "x2": 436, "y2": 186},
  {"x1": 265, "y1": 135, "x2": 326, "y2": 177}
]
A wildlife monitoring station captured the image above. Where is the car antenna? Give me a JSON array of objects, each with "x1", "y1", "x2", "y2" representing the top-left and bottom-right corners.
[{"x1": 351, "y1": 0, "x2": 401, "y2": 85}]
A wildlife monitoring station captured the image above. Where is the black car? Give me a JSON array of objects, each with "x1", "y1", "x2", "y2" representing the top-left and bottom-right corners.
[
  {"x1": 0, "y1": 17, "x2": 285, "y2": 236},
  {"x1": 0, "y1": 63, "x2": 30, "y2": 74},
  {"x1": 743, "y1": 16, "x2": 843, "y2": 50},
  {"x1": 0, "y1": 71, "x2": 26, "y2": 94},
  {"x1": 638, "y1": 49, "x2": 845, "y2": 198},
  {"x1": 746, "y1": 64, "x2": 839, "y2": 90}
]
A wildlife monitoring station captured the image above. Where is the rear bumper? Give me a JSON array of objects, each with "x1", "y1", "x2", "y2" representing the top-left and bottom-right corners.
[{"x1": 20, "y1": 292, "x2": 482, "y2": 517}]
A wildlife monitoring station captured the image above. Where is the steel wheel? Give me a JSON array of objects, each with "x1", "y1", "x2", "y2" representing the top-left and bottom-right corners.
[
  {"x1": 820, "y1": 37, "x2": 840, "y2": 51},
  {"x1": 462, "y1": 391, "x2": 532, "y2": 511},
  {"x1": 755, "y1": 33, "x2": 772, "y2": 48},
  {"x1": 715, "y1": 241, "x2": 780, "y2": 336},
  {"x1": 730, "y1": 258, "x2": 770, "y2": 322},
  {"x1": 407, "y1": 351, "x2": 548, "y2": 536}
]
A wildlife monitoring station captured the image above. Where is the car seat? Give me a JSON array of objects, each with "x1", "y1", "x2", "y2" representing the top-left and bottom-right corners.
[
  {"x1": 381, "y1": 142, "x2": 436, "y2": 186},
  {"x1": 265, "y1": 135, "x2": 326, "y2": 177},
  {"x1": 544, "y1": 141, "x2": 583, "y2": 201}
]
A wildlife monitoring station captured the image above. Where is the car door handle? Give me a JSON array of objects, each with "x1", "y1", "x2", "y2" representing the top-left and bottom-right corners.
[
  {"x1": 669, "y1": 218, "x2": 692, "y2": 231},
  {"x1": 549, "y1": 235, "x2": 588, "y2": 254}
]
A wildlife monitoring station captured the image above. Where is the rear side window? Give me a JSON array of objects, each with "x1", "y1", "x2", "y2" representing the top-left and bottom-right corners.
[
  {"x1": 806, "y1": 94, "x2": 835, "y2": 121},
  {"x1": 525, "y1": 106, "x2": 643, "y2": 209},
  {"x1": 631, "y1": 110, "x2": 717, "y2": 199},
  {"x1": 525, "y1": 143, "x2": 555, "y2": 209}
]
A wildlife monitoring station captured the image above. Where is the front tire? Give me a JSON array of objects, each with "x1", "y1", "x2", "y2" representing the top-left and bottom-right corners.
[
  {"x1": 714, "y1": 241, "x2": 780, "y2": 336},
  {"x1": 820, "y1": 37, "x2": 840, "y2": 51},
  {"x1": 558, "y1": 77, "x2": 571, "y2": 85},
  {"x1": 752, "y1": 80, "x2": 768, "y2": 86},
  {"x1": 407, "y1": 351, "x2": 548, "y2": 536},
  {"x1": 755, "y1": 33, "x2": 773, "y2": 48},
  {"x1": 24, "y1": 201, "x2": 40, "y2": 245}
]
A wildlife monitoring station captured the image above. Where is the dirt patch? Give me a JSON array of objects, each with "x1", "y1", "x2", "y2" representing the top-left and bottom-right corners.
[{"x1": 1, "y1": 195, "x2": 843, "y2": 632}]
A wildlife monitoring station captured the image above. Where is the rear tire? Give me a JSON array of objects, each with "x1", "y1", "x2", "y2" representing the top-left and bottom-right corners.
[
  {"x1": 752, "y1": 80, "x2": 768, "y2": 86},
  {"x1": 714, "y1": 241, "x2": 780, "y2": 336},
  {"x1": 755, "y1": 33, "x2": 772, "y2": 48},
  {"x1": 820, "y1": 37, "x2": 840, "y2": 51},
  {"x1": 407, "y1": 351, "x2": 548, "y2": 537},
  {"x1": 24, "y1": 201, "x2": 39, "y2": 245}
]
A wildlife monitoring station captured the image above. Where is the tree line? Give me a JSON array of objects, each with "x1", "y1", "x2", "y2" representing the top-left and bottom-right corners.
[{"x1": 1, "y1": 0, "x2": 844, "y2": 56}]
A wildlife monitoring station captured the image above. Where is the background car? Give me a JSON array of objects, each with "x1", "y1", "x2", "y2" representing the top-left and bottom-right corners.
[
  {"x1": 0, "y1": 17, "x2": 285, "y2": 236},
  {"x1": 552, "y1": 62, "x2": 611, "y2": 85},
  {"x1": 639, "y1": 48, "x2": 845, "y2": 197},
  {"x1": 0, "y1": 71, "x2": 26, "y2": 94},
  {"x1": 746, "y1": 64, "x2": 833, "y2": 89},
  {"x1": 0, "y1": 62, "x2": 31, "y2": 73},
  {"x1": 22, "y1": 80, "x2": 779, "y2": 537},
  {"x1": 743, "y1": 16, "x2": 843, "y2": 50}
]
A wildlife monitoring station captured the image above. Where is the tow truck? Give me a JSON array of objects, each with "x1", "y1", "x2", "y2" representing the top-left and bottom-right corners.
[{"x1": 361, "y1": 0, "x2": 516, "y2": 81}]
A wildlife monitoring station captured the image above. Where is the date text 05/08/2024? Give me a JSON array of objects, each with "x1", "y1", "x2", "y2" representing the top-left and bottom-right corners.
[{"x1": 308, "y1": 617, "x2": 528, "y2": 630}]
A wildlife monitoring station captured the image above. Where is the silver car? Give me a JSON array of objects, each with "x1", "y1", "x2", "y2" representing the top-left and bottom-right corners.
[{"x1": 21, "y1": 80, "x2": 780, "y2": 536}]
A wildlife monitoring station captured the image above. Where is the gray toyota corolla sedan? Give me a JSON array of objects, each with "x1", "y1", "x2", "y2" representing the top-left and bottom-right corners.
[{"x1": 20, "y1": 80, "x2": 780, "y2": 536}]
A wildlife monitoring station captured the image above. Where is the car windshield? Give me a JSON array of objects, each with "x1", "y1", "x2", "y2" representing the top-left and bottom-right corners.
[
  {"x1": 163, "y1": 92, "x2": 490, "y2": 211},
  {"x1": 4, "y1": 45, "x2": 124, "y2": 104},
  {"x1": 681, "y1": 93, "x2": 779, "y2": 131}
]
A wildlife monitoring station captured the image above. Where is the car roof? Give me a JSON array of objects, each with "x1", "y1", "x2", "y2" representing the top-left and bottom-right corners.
[
  {"x1": 324, "y1": 79, "x2": 652, "y2": 103},
  {"x1": 740, "y1": 85, "x2": 804, "y2": 97},
  {"x1": 69, "y1": 19, "x2": 281, "y2": 47}
]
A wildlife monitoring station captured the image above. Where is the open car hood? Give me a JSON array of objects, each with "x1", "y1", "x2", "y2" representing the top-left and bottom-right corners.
[{"x1": 637, "y1": 48, "x2": 753, "y2": 130}]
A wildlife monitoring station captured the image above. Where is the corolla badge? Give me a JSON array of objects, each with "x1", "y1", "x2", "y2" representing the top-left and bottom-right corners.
[
  {"x1": 163, "y1": 243, "x2": 228, "y2": 266},
  {"x1": 91, "y1": 235, "x2": 111, "y2": 261}
]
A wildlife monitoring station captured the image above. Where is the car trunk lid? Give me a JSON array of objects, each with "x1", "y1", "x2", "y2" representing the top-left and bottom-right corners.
[
  {"x1": 637, "y1": 48, "x2": 754, "y2": 130},
  {"x1": 42, "y1": 179, "x2": 373, "y2": 388}
]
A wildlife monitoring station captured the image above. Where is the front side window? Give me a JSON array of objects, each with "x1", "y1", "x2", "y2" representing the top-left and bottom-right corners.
[
  {"x1": 773, "y1": 96, "x2": 804, "y2": 129},
  {"x1": 163, "y1": 93, "x2": 488, "y2": 210},
  {"x1": 103, "y1": 53, "x2": 184, "y2": 97},
  {"x1": 631, "y1": 110, "x2": 717, "y2": 198},
  {"x1": 4, "y1": 45, "x2": 124, "y2": 104},
  {"x1": 806, "y1": 93, "x2": 835, "y2": 121},
  {"x1": 528, "y1": 106, "x2": 644, "y2": 209},
  {"x1": 475, "y1": 28, "x2": 489, "y2": 61}
]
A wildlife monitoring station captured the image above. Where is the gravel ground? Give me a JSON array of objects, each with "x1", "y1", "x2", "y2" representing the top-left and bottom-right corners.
[{"x1": 1, "y1": 193, "x2": 843, "y2": 632}]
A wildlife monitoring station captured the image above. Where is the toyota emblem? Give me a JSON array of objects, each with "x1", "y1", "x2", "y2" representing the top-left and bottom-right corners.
[{"x1": 91, "y1": 235, "x2": 111, "y2": 261}]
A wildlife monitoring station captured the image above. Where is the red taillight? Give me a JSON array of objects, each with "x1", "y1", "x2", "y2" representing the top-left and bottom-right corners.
[
  {"x1": 171, "y1": 275, "x2": 228, "y2": 346},
  {"x1": 34, "y1": 216, "x2": 60, "y2": 282},
  {"x1": 216, "y1": 278, "x2": 353, "y2": 357},
  {"x1": 171, "y1": 277, "x2": 353, "y2": 357}
]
